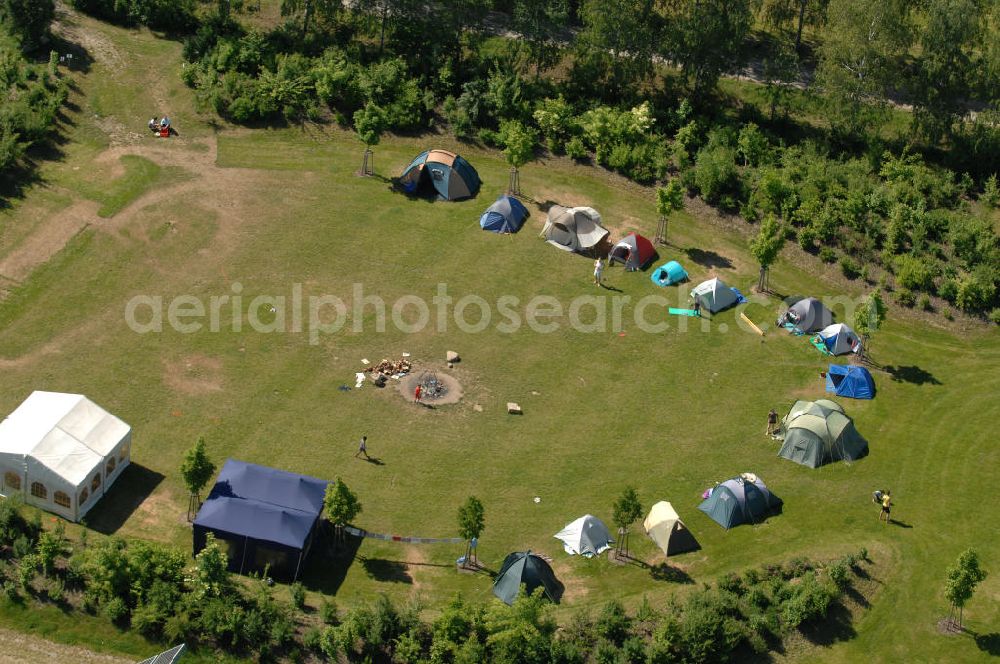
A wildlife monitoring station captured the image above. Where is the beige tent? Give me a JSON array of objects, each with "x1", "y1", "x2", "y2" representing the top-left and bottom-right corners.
[
  {"x1": 541, "y1": 205, "x2": 608, "y2": 253},
  {"x1": 0, "y1": 391, "x2": 131, "y2": 522},
  {"x1": 643, "y1": 501, "x2": 699, "y2": 556}
]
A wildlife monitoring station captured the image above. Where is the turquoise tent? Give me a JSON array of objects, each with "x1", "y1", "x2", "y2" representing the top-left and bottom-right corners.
[
  {"x1": 651, "y1": 260, "x2": 688, "y2": 287},
  {"x1": 399, "y1": 149, "x2": 480, "y2": 201},
  {"x1": 480, "y1": 194, "x2": 528, "y2": 233},
  {"x1": 826, "y1": 365, "x2": 875, "y2": 399}
]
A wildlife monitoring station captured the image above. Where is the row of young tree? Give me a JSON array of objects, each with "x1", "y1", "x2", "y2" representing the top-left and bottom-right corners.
[{"x1": 0, "y1": 0, "x2": 67, "y2": 182}]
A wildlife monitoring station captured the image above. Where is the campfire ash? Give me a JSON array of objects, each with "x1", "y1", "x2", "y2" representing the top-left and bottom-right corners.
[{"x1": 418, "y1": 372, "x2": 449, "y2": 400}]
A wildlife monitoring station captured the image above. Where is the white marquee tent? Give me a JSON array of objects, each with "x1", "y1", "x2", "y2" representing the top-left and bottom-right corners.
[{"x1": 0, "y1": 391, "x2": 131, "y2": 522}]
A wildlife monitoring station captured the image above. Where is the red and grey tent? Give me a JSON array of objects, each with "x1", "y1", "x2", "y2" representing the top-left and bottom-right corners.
[{"x1": 608, "y1": 232, "x2": 655, "y2": 270}]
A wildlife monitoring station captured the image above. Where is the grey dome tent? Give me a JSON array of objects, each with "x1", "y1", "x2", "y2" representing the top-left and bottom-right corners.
[
  {"x1": 541, "y1": 206, "x2": 609, "y2": 253},
  {"x1": 698, "y1": 474, "x2": 781, "y2": 529},
  {"x1": 690, "y1": 277, "x2": 739, "y2": 313},
  {"x1": 779, "y1": 297, "x2": 833, "y2": 333},
  {"x1": 554, "y1": 514, "x2": 613, "y2": 557},
  {"x1": 493, "y1": 551, "x2": 562, "y2": 605},
  {"x1": 777, "y1": 399, "x2": 868, "y2": 468},
  {"x1": 399, "y1": 150, "x2": 480, "y2": 201},
  {"x1": 480, "y1": 194, "x2": 528, "y2": 233},
  {"x1": 817, "y1": 323, "x2": 861, "y2": 356}
]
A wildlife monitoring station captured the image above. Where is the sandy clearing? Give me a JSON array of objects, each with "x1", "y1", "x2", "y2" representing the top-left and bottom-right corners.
[
  {"x1": 0, "y1": 200, "x2": 98, "y2": 282},
  {"x1": 0, "y1": 626, "x2": 133, "y2": 664}
]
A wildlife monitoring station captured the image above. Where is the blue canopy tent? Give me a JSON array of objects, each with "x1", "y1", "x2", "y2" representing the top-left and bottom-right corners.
[
  {"x1": 193, "y1": 459, "x2": 329, "y2": 582},
  {"x1": 650, "y1": 260, "x2": 688, "y2": 287},
  {"x1": 480, "y1": 194, "x2": 528, "y2": 233},
  {"x1": 399, "y1": 149, "x2": 480, "y2": 201},
  {"x1": 826, "y1": 365, "x2": 875, "y2": 399}
]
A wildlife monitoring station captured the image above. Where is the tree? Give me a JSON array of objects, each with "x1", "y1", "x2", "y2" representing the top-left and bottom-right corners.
[
  {"x1": 499, "y1": 119, "x2": 537, "y2": 196},
  {"x1": 944, "y1": 548, "x2": 988, "y2": 630},
  {"x1": 910, "y1": 0, "x2": 982, "y2": 143},
  {"x1": 280, "y1": 0, "x2": 340, "y2": 39},
  {"x1": 0, "y1": 0, "x2": 55, "y2": 53},
  {"x1": 655, "y1": 179, "x2": 685, "y2": 245},
  {"x1": 612, "y1": 487, "x2": 642, "y2": 560},
  {"x1": 665, "y1": 0, "x2": 752, "y2": 95},
  {"x1": 578, "y1": 0, "x2": 663, "y2": 96},
  {"x1": 189, "y1": 533, "x2": 230, "y2": 600},
  {"x1": 512, "y1": 0, "x2": 569, "y2": 78},
  {"x1": 324, "y1": 477, "x2": 362, "y2": 546},
  {"x1": 737, "y1": 123, "x2": 768, "y2": 167},
  {"x1": 852, "y1": 289, "x2": 887, "y2": 363},
  {"x1": 750, "y1": 214, "x2": 786, "y2": 292},
  {"x1": 815, "y1": 0, "x2": 912, "y2": 139},
  {"x1": 758, "y1": 0, "x2": 830, "y2": 52},
  {"x1": 354, "y1": 102, "x2": 385, "y2": 176},
  {"x1": 457, "y1": 496, "x2": 485, "y2": 569},
  {"x1": 180, "y1": 438, "x2": 216, "y2": 521}
]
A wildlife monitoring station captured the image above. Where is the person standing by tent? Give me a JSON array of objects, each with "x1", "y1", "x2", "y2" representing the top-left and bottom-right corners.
[
  {"x1": 766, "y1": 409, "x2": 778, "y2": 436},
  {"x1": 593, "y1": 258, "x2": 604, "y2": 287},
  {"x1": 879, "y1": 489, "x2": 892, "y2": 524},
  {"x1": 355, "y1": 435, "x2": 369, "y2": 459}
]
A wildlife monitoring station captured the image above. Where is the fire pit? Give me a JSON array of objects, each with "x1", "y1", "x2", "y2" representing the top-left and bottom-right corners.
[{"x1": 398, "y1": 370, "x2": 463, "y2": 405}]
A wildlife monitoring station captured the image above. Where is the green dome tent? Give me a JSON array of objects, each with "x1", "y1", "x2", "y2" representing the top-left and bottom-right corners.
[
  {"x1": 777, "y1": 399, "x2": 869, "y2": 468},
  {"x1": 492, "y1": 551, "x2": 562, "y2": 605}
]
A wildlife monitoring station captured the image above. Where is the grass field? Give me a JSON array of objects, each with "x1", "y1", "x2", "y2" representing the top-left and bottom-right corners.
[{"x1": 1, "y1": 8, "x2": 999, "y2": 662}]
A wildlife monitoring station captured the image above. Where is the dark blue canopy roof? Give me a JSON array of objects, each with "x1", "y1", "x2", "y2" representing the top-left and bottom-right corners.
[{"x1": 194, "y1": 459, "x2": 329, "y2": 550}]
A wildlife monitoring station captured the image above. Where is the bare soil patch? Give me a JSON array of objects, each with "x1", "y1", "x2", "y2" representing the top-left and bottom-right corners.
[
  {"x1": 397, "y1": 370, "x2": 464, "y2": 405},
  {"x1": 0, "y1": 627, "x2": 131, "y2": 664},
  {"x1": 0, "y1": 200, "x2": 98, "y2": 283},
  {"x1": 162, "y1": 354, "x2": 224, "y2": 395}
]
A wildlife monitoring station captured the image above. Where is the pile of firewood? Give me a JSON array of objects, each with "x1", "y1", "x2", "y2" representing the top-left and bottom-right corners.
[{"x1": 366, "y1": 357, "x2": 412, "y2": 378}]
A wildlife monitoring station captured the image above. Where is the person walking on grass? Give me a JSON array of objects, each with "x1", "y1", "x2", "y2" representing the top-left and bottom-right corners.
[
  {"x1": 355, "y1": 435, "x2": 369, "y2": 459},
  {"x1": 879, "y1": 489, "x2": 892, "y2": 524},
  {"x1": 766, "y1": 409, "x2": 778, "y2": 436},
  {"x1": 594, "y1": 258, "x2": 604, "y2": 287}
]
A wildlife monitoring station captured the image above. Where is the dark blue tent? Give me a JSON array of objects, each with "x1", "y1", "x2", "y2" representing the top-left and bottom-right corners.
[
  {"x1": 399, "y1": 149, "x2": 480, "y2": 201},
  {"x1": 480, "y1": 194, "x2": 528, "y2": 233},
  {"x1": 193, "y1": 459, "x2": 329, "y2": 582},
  {"x1": 826, "y1": 365, "x2": 875, "y2": 399}
]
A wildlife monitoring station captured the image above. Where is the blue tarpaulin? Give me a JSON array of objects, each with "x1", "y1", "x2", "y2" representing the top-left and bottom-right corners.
[{"x1": 193, "y1": 459, "x2": 330, "y2": 581}]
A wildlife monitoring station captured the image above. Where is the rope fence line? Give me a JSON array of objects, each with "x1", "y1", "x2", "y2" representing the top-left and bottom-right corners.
[{"x1": 344, "y1": 526, "x2": 465, "y2": 545}]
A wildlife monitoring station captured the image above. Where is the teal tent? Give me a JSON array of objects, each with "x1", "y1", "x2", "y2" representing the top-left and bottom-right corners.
[
  {"x1": 651, "y1": 260, "x2": 688, "y2": 287},
  {"x1": 698, "y1": 475, "x2": 781, "y2": 529},
  {"x1": 492, "y1": 551, "x2": 562, "y2": 605},
  {"x1": 399, "y1": 149, "x2": 480, "y2": 201}
]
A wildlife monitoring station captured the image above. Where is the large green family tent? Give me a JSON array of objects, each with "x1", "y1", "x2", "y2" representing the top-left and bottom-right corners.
[
  {"x1": 777, "y1": 399, "x2": 869, "y2": 468},
  {"x1": 492, "y1": 551, "x2": 562, "y2": 605},
  {"x1": 480, "y1": 194, "x2": 528, "y2": 233},
  {"x1": 542, "y1": 206, "x2": 609, "y2": 253},
  {"x1": 826, "y1": 365, "x2": 875, "y2": 399},
  {"x1": 691, "y1": 277, "x2": 739, "y2": 313},
  {"x1": 399, "y1": 150, "x2": 480, "y2": 201},
  {"x1": 817, "y1": 323, "x2": 861, "y2": 356},
  {"x1": 698, "y1": 474, "x2": 781, "y2": 529},
  {"x1": 554, "y1": 514, "x2": 613, "y2": 557},
  {"x1": 651, "y1": 260, "x2": 688, "y2": 287},
  {"x1": 643, "y1": 501, "x2": 700, "y2": 556},
  {"x1": 608, "y1": 232, "x2": 656, "y2": 270},
  {"x1": 778, "y1": 297, "x2": 833, "y2": 333}
]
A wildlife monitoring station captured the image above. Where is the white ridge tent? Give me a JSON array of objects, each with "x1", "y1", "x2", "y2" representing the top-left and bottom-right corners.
[
  {"x1": 0, "y1": 391, "x2": 131, "y2": 522},
  {"x1": 554, "y1": 514, "x2": 613, "y2": 557}
]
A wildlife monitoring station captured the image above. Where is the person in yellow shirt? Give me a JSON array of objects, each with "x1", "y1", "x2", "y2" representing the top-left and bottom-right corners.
[{"x1": 879, "y1": 489, "x2": 892, "y2": 524}]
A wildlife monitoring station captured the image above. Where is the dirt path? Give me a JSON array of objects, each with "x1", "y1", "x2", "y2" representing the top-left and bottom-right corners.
[
  {"x1": 0, "y1": 200, "x2": 99, "y2": 282},
  {"x1": 0, "y1": 626, "x2": 132, "y2": 664}
]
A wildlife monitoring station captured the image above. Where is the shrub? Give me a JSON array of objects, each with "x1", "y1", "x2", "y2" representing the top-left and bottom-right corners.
[
  {"x1": 819, "y1": 247, "x2": 837, "y2": 263},
  {"x1": 840, "y1": 256, "x2": 861, "y2": 279},
  {"x1": 990, "y1": 308, "x2": 1000, "y2": 324},
  {"x1": 290, "y1": 582, "x2": 306, "y2": 610},
  {"x1": 984, "y1": 174, "x2": 999, "y2": 207},
  {"x1": 320, "y1": 598, "x2": 339, "y2": 625},
  {"x1": 594, "y1": 600, "x2": 631, "y2": 645},
  {"x1": 693, "y1": 144, "x2": 740, "y2": 206},
  {"x1": 565, "y1": 136, "x2": 588, "y2": 160},
  {"x1": 894, "y1": 254, "x2": 935, "y2": 291},
  {"x1": 919, "y1": 294, "x2": 933, "y2": 311},
  {"x1": 895, "y1": 288, "x2": 915, "y2": 307},
  {"x1": 104, "y1": 596, "x2": 129, "y2": 624},
  {"x1": 827, "y1": 562, "x2": 850, "y2": 590}
]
